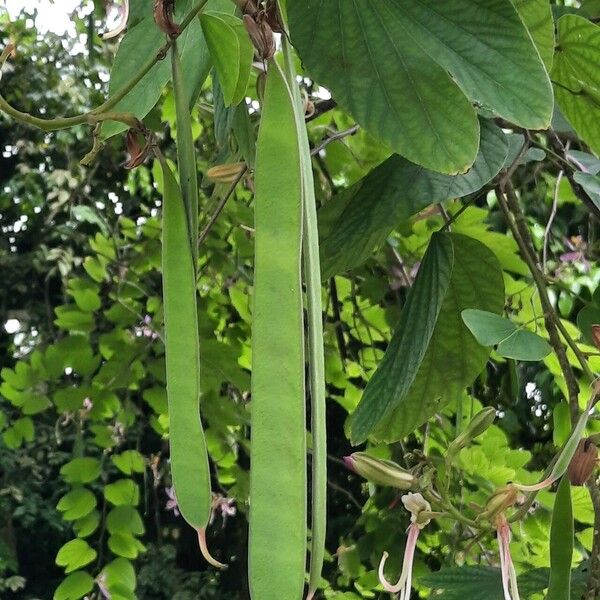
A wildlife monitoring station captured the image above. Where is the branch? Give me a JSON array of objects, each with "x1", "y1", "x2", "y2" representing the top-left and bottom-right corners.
[
  {"x1": 0, "y1": 0, "x2": 209, "y2": 131},
  {"x1": 496, "y1": 182, "x2": 587, "y2": 422},
  {"x1": 311, "y1": 124, "x2": 359, "y2": 155}
]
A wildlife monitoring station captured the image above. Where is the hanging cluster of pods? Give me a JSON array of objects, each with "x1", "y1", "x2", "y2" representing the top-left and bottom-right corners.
[{"x1": 149, "y1": 1, "x2": 327, "y2": 597}]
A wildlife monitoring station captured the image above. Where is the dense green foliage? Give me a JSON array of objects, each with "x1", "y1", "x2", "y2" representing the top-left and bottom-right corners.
[{"x1": 1, "y1": 1, "x2": 600, "y2": 600}]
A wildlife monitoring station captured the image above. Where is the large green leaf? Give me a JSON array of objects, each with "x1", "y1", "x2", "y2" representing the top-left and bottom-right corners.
[
  {"x1": 102, "y1": 0, "x2": 232, "y2": 138},
  {"x1": 390, "y1": 0, "x2": 553, "y2": 128},
  {"x1": 553, "y1": 16, "x2": 600, "y2": 155},
  {"x1": 319, "y1": 119, "x2": 508, "y2": 278},
  {"x1": 348, "y1": 233, "x2": 454, "y2": 445},
  {"x1": 201, "y1": 12, "x2": 253, "y2": 107},
  {"x1": 373, "y1": 234, "x2": 504, "y2": 442},
  {"x1": 513, "y1": 0, "x2": 555, "y2": 71},
  {"x1": 288, "y1": 0, "x2": 480, "y2": 174},
  {"x1": 420, "y1": 566, "x2": 586, "y2": 600}
]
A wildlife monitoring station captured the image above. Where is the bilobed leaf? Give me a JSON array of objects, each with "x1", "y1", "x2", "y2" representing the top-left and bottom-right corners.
[
  {"x1": 106, "y1": 506, "x2": 145, "y2": 535},
  {"x1": 374, "y1": 234, "x2": 504, "y2": 442},
  {"x1": 201, "y1": 12, "x2": 253, "y2": 107},
  {"x1": 57, "y1": 488, "x2": 97, "y2": 521},
  {"x1": 102, "y1": 559, "x2": 136, "y2": 594},
  {"x1": 102, "y1": 0, "x2": 233, "y2": 138},
  {"x1": 108, "y1": 533, "x2": 143, "y2": 559},
  {"x1": 513, "y1": 0, "x2": 555, "y2": 70},
  {"x1": 288, "y1": 0, "x2": 480, "y2": 174},
  {"x1": 462, "y1": 309, "x2": 552, "y2": 361},
  {"x1": 319, "y1": 119, "x2": 508, "y2": 278},
  {"x1": 73, "y1": 511, "x2": 100, "y2": 538},
  {"x1": 496, "y1": 329, "x2": 552, "y2": 361},
  {"x1": 390, "y1": 0, "x2": 553, "y2": 128},
  {"x1": 53, "y1": 571, "x2": 94, "y2": 600},
  {"x1": 60, "y1": 458, "x2": 101, "y2": 484},
  {"x1": 461, "y1": 309, "x2": 517, "y2": 346},
  {"x1": 104, "y1": 479, "x2": 139, "y2": 506},
  {"x1": 553, "y1": 16, "x2": 600, "y2": 155},
  {"x1": 348, "y1": 233, "x2": 454, "y2": 444},
  {"x1": 112, "y1": 450, "x2": 145, "y2": 475},
  {"x1": 56, "y1": 539, "x2": 97, "y2": 573}
]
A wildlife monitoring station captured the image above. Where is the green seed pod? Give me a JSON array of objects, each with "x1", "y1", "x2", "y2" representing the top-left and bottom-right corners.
[
  {"x1": 343, "y1": 453, "x2": 417, "y2": 490},
  {"x1": 447, "y1": 407, "x2": 496, "y2": 460}
]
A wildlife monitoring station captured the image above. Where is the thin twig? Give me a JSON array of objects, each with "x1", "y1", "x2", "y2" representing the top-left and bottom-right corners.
[
  {"x1": 329, "y1": 278, "x2": 349, "y2": 367},
  {"x1": 311, "y1": 124, "x2": 360, "y2": 156},
  {"x1": 198, "y1": 166, "x2": 248, "y2": 246},
  {"x1": 390, "y1": 246, "x2": 412, "y2": 287},
  {"x1": 543, "y1": 171, "x2": 563, "y2": 271}
]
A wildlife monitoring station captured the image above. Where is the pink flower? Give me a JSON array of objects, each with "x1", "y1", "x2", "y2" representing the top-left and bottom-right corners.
[
  {"x1": 496, "y1": 516, "x2": 521, "y2": 600},
  {"x1": 378, "y1": 493, "x2": 431, "y2": 597},
  {"x1": 165, "y1": 486, "x2": 180, "y2": 517}
]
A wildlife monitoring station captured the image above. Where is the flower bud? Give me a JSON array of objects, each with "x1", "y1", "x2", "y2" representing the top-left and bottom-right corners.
[
  {"x1": 447, "y1": 407, "x2": 496, "y2": 459},
  {"x1": 567, "y1": 438, "x2": 598, "y2": 486},
  {"x1": 402, "y1": 492, "x2": 432, "y2": 527},
  {"x1": 343, "y1": 452, "x2": 417, "y2": 490},
  {"x1": 478, "y1": 485, "x2": 519, "y2": 522},
  {"x1": 206, "y1": 162, "x2": 246, "y2": 183},
  {"x1": 124, "y1": 130, "x2": 151, "y2": 170}
]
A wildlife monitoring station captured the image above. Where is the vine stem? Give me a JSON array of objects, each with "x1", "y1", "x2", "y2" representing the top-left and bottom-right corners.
[
  {"x1": 0, "y1": 0, "x2": 208, "y2": 131},
  {"x1": 496, "y1": 182, "x2": 593, "y2": 422},
  {"x1": 497, "y1": 180, "x2": 600, "y2": 595}
]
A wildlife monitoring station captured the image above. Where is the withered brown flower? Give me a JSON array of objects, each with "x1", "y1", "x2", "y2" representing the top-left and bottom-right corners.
[
  {"x1": 567, "y1": 438, "x2": 598, "y2": 486},
  {"x1": 153, "y1": 0, "x2": 180, "y2": 37}
]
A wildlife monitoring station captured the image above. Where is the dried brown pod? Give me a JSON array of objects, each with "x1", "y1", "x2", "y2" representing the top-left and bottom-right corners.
[
  {"x1": 153, "y1": 0, "x2": 180, "y2": 37},
  {"x1": 124, "y1": 130, "x2": 151, "y2": 170},
  {"x1": 591, "y1": 324, "x2": 600, "y2": 350},
  {"x1": 243, "y1": 13, "x2": 275, "y2": 60},
  {"x1": 567, "y1": 438, "x2": 598, "y2": 486}
]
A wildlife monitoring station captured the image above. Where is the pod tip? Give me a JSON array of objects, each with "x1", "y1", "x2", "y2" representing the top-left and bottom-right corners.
[{"x1": 197, "y1": 528, "x2": 227, "y2": 570}]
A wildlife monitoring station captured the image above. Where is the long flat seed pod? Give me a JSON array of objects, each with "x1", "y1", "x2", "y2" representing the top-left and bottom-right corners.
[
  {"x1": 548, "y1": 477, "x2": 573, "y2": 600},
  {"x1": 249, "y1": 60, "x2": 306, "y2": 600},
  {"x1": 171, "y1": 40, "x2": 199, "y2": 261},
  {"x1": 159, "y1": 157, "x2": 212, "y2": 543},
  {"x1": 282, "y1": 37, "x2": 327, "y2": 600}
]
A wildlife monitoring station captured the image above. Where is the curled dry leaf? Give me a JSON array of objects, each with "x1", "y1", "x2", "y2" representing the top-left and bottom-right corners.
[
  {"x1": 103, "y1": 0, "x2": 130, "y2": 40},
  {"x1": 567, "y1": 438, "x2": 598, "y2": 486},
  {"x1": 153, "y1": 0, "x2": 180, "y2": 37},
  {"x1": 124, "y1": 130, "x2": 151, "y2": 170}
]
